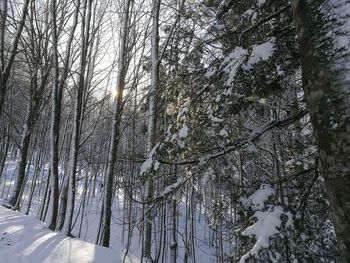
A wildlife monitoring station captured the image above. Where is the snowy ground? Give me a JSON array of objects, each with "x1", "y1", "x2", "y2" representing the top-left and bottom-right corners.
[
  {"x1": 0, "y1": 159, "x2": 233, "y2": 263},
  {"x1": 0, "y1": 205, "x2": 128, "y2": 263}
]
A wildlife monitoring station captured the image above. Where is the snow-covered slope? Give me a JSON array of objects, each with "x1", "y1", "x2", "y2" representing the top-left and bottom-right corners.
[{"x1": 0, "y1": 206, "x2": 126, "y2": 263}]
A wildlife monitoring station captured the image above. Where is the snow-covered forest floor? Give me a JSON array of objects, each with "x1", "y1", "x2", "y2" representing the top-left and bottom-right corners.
[
  {"x1": 0, "y1": 160, "x2": 232, "y2": 262},
  {"x1": 0, "y1": 204, "x2": 120, "y2": 263}
]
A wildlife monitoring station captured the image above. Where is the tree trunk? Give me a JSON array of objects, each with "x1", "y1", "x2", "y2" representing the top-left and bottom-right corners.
[
  {"x1": 64, "y1": 0, "x2": 92, "y2": 237},
  {"x1": 0, "y1": 0, "x2": 30, "y2": 116},
  {"x1": 48, "y1": 0, "x2": 61, "y2": 231},
  {"x1": 292, "y1": 0, "x2": 350, "y2": 261},
  {"x1": 8, "y1": 99, "x2": 33, "y2": 208},
  {"x1": 170, "y1": 199, "x2": 177, "y2": 263},
  {"x1": 57, "y1": 179, "x2": 68, "y2": 231},
  {"x1": 143, "y1": 1, "x2": 160, "y2": 261},
  {"x1": 9, "y1": 66, "x2": 47, "y2": 209},
  {"x1": 51, "y1": 0, "x2": 80, "y2": 232},
  {"x1": 100, "y1": 0, "x2": 131, "y2": 247}
]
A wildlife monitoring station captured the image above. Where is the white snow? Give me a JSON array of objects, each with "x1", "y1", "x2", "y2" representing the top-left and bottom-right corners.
[
  {"x1": 205, "y1": 67, "x2": 216, "y2": 78},
  {"x1": 240, "y1": 206, "x2": 293, "y2": 262},
  {"x1": 0, "y1": 206, "x2": 124, "y2": 263},
  {"x1": 0, "y1": 151, "x2": 243, "y2": 263},
  {"x1": 276, "y1": 65, "x2": 284, "y2": 76},
  {"x1": 243, "y1": 9, "x2": 255, "y2": 17},
  {"x1": 139, "y1": 158, "x2": 152, "y2": 175},
  {"x1": 243, "y1": 38, "x2": 276, "y2": 70},
  {"x1": 153, "y1": 160, "x2": 160, "y2": 171},
  {"x1": 224, "y1": 87, "x2": 233, "y2": 96},
  {"x1": 223, "y1": 47, "x2": 248, "y2": 86},
  {"x1": 222, "y1": 38, "x2": 275, "y2": 86},
  {"x1": 301, "y1": 125, "x2": 312, "y2": 136},
  {"x1": 169, "y1": 124, "x2": 189, "y2": 148},
  {"x1": 242, "y1": 9, "x2": 258, "y2": 22},
  {"x1": 139, "y1": 143, "x2": 160, "y2": 174},
  {"x1": 219, "y1": 128, "x2": 228, "y2": 137},
  {"x1": 208, "y1": 109, "x2": 224, "y2": 123},
  {"x1": 240, "y1": 184, "x2": 275, "y2": 211},
  {"x1": 178, "y1": 124, "x2": 189, "y2": 138},
  {"x1": 320, "y1": 1, "x2": 350, "y2": 81},
  {"x1": 239, "y1": 184, "x2": 293, "y2": 262},
  {"x1": 257, "y1": 0, "x2": 266, "y2": 7},
  {"x1": 159, "y1": 179, "x2": 183, "y2": 197},
  {"x1": 177, "y1": 107, "x2": 189, "y2": 120}
]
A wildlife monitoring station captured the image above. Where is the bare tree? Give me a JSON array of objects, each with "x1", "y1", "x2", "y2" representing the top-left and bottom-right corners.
[
  {"x1": 64, "y1": 0, "x2": 94, "y2": 236},
  {"x1": 8, "y1": 0, "x2": 52, "y2": 210},
  {"x1": 0, "y1": 0, "x2": 30, "y2": 116},
  {"x1": 143, "y1": 0, "x2": 161, "y2": 261},
  {"x1": 48, "y1": 0, "x2": 60, "y2": 231},
  {"x1": 100, "y1": 0, "x2": 132, "y2": 247}
]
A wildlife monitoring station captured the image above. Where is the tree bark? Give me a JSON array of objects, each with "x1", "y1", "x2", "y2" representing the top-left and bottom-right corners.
[
  {"x1": 0, "y1": 0, "x2": 30, "y2": 116},
  {"x1": 100, "y1": 0, "x2": 131, "y2": 247},
  {"x1": 143, "y1": 0, "x2": 161, "y2": 261},
  {"x1": 9, "y1": 50, "x2": 50, "y2": 209},
  {"x1": 64, "y1": 0, "x2": 93, "y2": 237},
  {"x1": 292, "y1": 0, "x2": 350, "y2": 261},
  {"x1": 48, "y1": 0, "x2": 60, "y2": 231},
  {"x1": 51, "y1": 0, "x2": 80, "y2": 231}
]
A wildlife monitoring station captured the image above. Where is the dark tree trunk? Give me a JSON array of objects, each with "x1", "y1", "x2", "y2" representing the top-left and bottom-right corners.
[
  {"x1": 0, "y1": 0, "x2": 30, "y2": 116},
  {"x1": 100, "y1": 0, "x2": 131, "y2": 247},
  {"x1": 9, "y1": 85, "x2": 41, "y2": 209},
  {"x1": 48, "y1": 0, "x2": 61, "y2": 231}
]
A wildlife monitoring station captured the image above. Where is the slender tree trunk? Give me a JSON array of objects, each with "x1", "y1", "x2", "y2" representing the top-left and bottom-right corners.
[
  {"x1": 0, "y1": 0, "x2": 8, "y2": 72},
  {"x1": 48, "y1": 0, "x2": 61, "y2": 231},
  {"x1": 57, "y1": 179, "x2": 68, "y2": 231},
  {"x1": 0, "y1": 0, "x2": 30, "y2": 116},
  {"x1": 0, "y1": 127, "x2": 10, "y2": 179},
  {"x1": 100, "y1": 0, "x2": 131, "y2": 247},
  {"x1": 8, "y1": 100, "x2": 33, "y2": 208},
  {"x1": 25, "y1": 150, "x2": 44, "y2": 215},
  {"x1": 9, "y1": 57, "x2": 49, "y2": 208},
  {"x1": 0, "y1": 0, "x2": 7, "y2": 117},
  {"x1": 170, "y1": 198, "x2": 177, "y2": 263},
  {"x1": 64, "y1": 0, "x2": 93, "y2": 237},
  {"x1": 38, "y1": 168, "x2": 50, "y2": 220},
  {"x1": 143, "y1": 0, "x2": 160, "y2": 261}
]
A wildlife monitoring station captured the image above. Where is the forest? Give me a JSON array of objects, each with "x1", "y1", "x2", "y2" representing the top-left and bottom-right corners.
[{"x1": 0, "y1": 0, "x2": 349, "y2": 262}]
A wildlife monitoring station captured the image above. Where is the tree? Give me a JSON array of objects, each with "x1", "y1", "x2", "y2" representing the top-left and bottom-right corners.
[
  {"x1": 292, "y1": 0, "x2": 350, "y2": 261},
  {"x1": 64, "y1": 0, "x2": 93, "y2": 237},
  {"x1": 0, "y1": 0, "x2": 347, "y2": 262},
  {"x1": 48, "y1": 0, "x2": 61, "y2": 231},
  {"x1": 8, "y1": 0, "x2": 52, "y2": 210},
  {"x1": 0, "y1": 0, "x2": 30, "y2": 116},
  {"x1": 142, "y1": 0, "x2": 161, "y2": 261},
  {"x1": 55, "y1": 0, "x2": 81, "y2": 232},
  {"x1": 99, "y1": 0, "x2": 132, "y2": 247}
]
